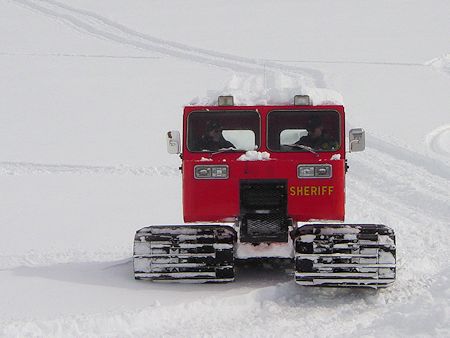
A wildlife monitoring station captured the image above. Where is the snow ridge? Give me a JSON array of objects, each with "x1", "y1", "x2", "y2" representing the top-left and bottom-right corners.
[{"x1": 0, "y1": 161, "x2": 180, "y2": 176}]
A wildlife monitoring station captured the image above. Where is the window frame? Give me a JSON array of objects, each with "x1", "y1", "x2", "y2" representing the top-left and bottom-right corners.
[
  {"x1": 186, "y1": 110, "x2": 262, "y2": 153},
  {"x1": 266, "y1": 109, "x2": 342, "y2": 152}
]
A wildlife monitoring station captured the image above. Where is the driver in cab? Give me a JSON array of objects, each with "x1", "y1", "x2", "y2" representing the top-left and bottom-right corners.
[{"x1": 195, "y1": 121, "x2": 235, "y2": 151}]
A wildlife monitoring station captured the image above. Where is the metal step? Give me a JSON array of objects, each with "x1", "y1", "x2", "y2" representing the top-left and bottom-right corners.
[
  {"x1": 293, "y1": 224, "x2": 396, "y2": 288},
  {"x1": 133, "y1": 225, "x2": 236, "y2": 283}
]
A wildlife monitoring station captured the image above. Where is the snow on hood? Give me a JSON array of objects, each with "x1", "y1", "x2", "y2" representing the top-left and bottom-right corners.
[
  {"x1": 189, "y1": 73, "x2": 344, "y2": 106},
  {"x1": 237, "y1": 151, "x2": 270, "y2": 161},
  {"x1": 200, "y1": 157, "x2": 213, "y2": 162}
]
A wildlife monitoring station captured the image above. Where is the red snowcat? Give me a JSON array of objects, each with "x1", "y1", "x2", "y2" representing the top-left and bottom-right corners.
[{"x1": 133, "y1": 95, "x2": 396, "y2": 288}]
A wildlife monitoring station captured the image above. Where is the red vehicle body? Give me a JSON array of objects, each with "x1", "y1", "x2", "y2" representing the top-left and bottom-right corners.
[
  {"x1": 182, "y1": 105, "x2": 346, "y2": 224},
  {"x1": 133, "y1": 98, "x2": 396, "y2": 288}
]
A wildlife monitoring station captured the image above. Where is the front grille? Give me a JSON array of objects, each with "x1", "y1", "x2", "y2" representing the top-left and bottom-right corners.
[
  {"x1": 239, "y1": 180, "x2": 289, "y2": 243},
  {"x1": 246, "y1": 214, "x2": 284, "y2": 235},
  {"x1": 240, "y1": 180, "x2": 287, "y2": 213}
]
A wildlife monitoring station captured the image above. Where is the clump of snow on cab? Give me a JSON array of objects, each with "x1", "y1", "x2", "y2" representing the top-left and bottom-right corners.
[{"x1": 237, "y1": 151, "x2": 270, "y2": 161}]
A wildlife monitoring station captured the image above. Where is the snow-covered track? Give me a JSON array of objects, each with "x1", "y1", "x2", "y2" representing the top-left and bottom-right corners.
[
  {"x1": 294, "y1": 224, "x2": 396, "y2": 288},
  {"x1": 134, "y1": 225, "x2": 235, "y2": 282}
]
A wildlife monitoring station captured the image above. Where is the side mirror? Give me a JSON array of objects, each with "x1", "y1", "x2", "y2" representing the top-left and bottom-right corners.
[
  {"x1": 166, "y1": 130, "x2": 181, "y2": 154},
  {"x1": 349, "y1": 128, "x2": 365, "y2": 152}
]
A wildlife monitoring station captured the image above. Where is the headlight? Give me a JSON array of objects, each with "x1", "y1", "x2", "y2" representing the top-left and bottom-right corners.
[
  {"x1": 297, "y1": 164, "x2": 332, "y2": 178},
  {"x1": 194, "y1": 165, "x2": 229, "y2": 179}
]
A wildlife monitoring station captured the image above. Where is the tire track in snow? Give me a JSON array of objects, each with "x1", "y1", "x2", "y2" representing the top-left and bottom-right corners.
[
  {"x1": 6, "y1": 1, "x2": 450, "y2": 327},
  {"x1": 347, "y1": 149, "x2": 450, "y2": 305},
  {"x1": 348, "y1": 156, "x2": 450, "y2": 260},
  {"x1": 11, "y1": 0, "x2": 449, "y2": 179},
  {"x1": 11, "y1": 0, "x2": 325, "y2": 88},
  {"x1": 264, "y1": 58, "x2": 426, "y2": 67},
  {"x1": 0, "y1": 161, "x2": 180, "y2": 176},
  {"x1": 7, "y1": 0, "x2": 450, "y2": 246},
  {"x1": 426, "y1": 124, "x2": 450, "y2": 157},
  {"x1": 366, "y1": 133, "x2": 450, "y2": 181},
  {"x1": 350, "y1": 147, "x2": 450, "y2": 220},
  {"x1": 0, "y1": 51, "x2": 161, "y2": 60},
  {"x1": 7, "y1": 0, "x2": 450, "y2": 251}
]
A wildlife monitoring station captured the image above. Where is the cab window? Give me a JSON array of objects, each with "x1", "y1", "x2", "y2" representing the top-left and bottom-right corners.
[
  {"x1": 267, "y1": 110, "x2": 340, "y2": 152},
  {"x1": 187, "y1": 111, "x2": 260, "y2": 152}
]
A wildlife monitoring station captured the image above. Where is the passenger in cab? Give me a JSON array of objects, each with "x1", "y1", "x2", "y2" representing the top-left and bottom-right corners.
[{"x1": 296, "y1": 116, "x2": 338, "y2": 151}]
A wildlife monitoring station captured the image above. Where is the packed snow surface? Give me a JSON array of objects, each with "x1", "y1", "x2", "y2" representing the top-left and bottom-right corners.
[{"x1": 1, "y1": 0, "x2": 450, "y2": 337}]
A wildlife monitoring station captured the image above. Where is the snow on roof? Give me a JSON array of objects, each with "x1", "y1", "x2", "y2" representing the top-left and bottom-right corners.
[{"x1": 189, "y1": 73, "x2": 344, "y2": 106}]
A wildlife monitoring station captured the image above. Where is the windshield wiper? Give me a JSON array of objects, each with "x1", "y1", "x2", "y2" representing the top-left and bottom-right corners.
[
  {"x1": 285, "y1": 144, "x2": 319, "y2": 156},
  {"x1": 211, "y1": 147, "x2": 247, "y2": 156}
]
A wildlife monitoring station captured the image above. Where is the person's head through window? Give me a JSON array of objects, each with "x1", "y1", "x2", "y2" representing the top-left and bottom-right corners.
[
  {"x1": 295, "y1": 115, "x2": 338, "y2": 150},
  {"x1": 196, "y1": 120, "x2": 235, "y2": 151},
  {"x1": 205, "y1": 121, "x2": 222, "y2": 143},
  {"x1": 307, "y1": 116, "x2": 324, "y2": 139}
]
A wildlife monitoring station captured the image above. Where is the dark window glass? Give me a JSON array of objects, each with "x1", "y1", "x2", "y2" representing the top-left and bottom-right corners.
[
  {"x1": 187, "y1": 111, "x2": 260, "y2": 152},
  {"x1": 267, "y1": 110, "x2": 340, "y2": 152}
]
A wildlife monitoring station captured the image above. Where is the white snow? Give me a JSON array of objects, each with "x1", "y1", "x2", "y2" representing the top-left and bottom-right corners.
[
  {"x1": 189, "y1": 73, "x2": 344, "y2": 106},
  {"x1": 200, "y1": 157, "x2": 213, "y2": 162},
  {"x1": 236, "y1": 242, "x2": 294, "y2": 259},
  {"x1": 299, "y1": 235, "x2": 316, "y2": 243},
  {"x1": 343, "y1": 234, "x2": 358, "y2": 241},
  {"x1": 427, "y1": 53, "x2": 450, "y2": 76},
  {"x1": 379, "y1": 251, "x2": 396, "y2": 265},
  {"x1": 320, "y1": 226, "x2": 361, "y2": 235},
  {"x1": 237, "y1": 151, "x2": 271, "y2": 161},
  {"x1": 425, "y1": 124, "x2": 450, "y2": 160},
  {"x1": 1, "y1": 0, "x2": 450, "y2": 337}
]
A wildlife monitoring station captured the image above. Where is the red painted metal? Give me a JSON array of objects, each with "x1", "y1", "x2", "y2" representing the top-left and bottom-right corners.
[{"x1": 181, "y1": 105, "x2": 346, "y2": 223}]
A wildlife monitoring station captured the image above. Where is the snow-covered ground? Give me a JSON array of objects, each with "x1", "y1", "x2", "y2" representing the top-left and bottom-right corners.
[{"x1": 1, "y1": 0, "x2": 449, "y2": 336}]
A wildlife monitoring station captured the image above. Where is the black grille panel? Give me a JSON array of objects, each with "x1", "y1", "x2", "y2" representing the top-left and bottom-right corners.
[
  {"x1": 246, "y1": 214, "x2": 284, "y2": 235},
  {"x1": 240, "y1": 180, "x2": 287, "y2": 213},
  {"x1": 239, "y1": 180, "x2": 288, "y2": 243}
]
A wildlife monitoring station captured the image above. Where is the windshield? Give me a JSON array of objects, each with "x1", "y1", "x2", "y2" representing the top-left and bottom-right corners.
[
  {"x1": 187, "y1": 110, "x2": 260, "y2": 152},
  {"x1": 267, "y1": 110, "x2": 341, "y2": 152}
]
